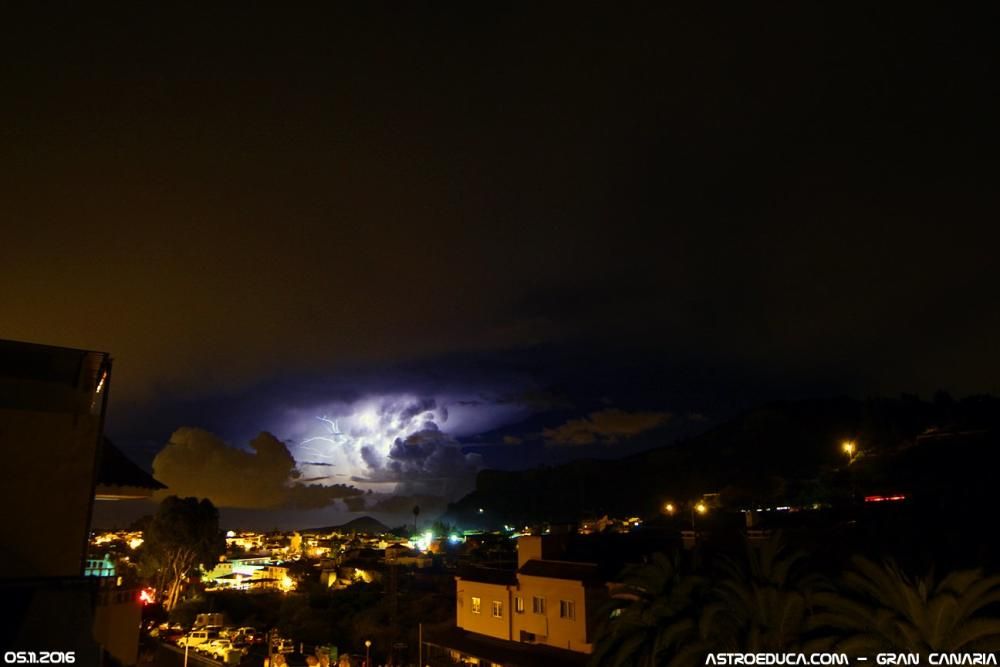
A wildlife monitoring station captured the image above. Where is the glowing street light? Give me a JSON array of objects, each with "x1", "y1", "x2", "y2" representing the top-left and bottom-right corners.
[
  {"x1": 365, "y1": 639, "x2": 372, "y2": 666},
  {"x1": 691, "y1": 500, "x2": 708, "y2": 532},
  {"x1": 664, "y1": 502, "x2": 675, "y2": 515},
  {"x1": 842, "y1": 440, "x2": 857, "y2": 464}
]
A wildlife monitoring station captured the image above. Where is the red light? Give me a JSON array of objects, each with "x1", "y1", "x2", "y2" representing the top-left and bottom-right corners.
[
  {"x1": 864, "y1": 494, "x2": 906, "y2": 503},
  {"x1": 139, "y1": 588, "x2": 155, "y2": 604}
]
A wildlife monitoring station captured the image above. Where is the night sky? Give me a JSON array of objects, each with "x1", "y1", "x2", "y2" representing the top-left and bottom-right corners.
[{"x1": 3, "y1": 5, "x2": 998, "y2": 528}]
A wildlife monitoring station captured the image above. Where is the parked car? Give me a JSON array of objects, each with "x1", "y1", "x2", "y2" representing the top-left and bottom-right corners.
[
  {"x1": 204, "y1": 639, "x2": 245, "y2": 659},
  {"x1": 177, "y1": 630, "x2": 213, "y2": 648}
]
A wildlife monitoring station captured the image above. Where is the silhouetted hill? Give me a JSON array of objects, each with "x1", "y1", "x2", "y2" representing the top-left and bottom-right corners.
[
  {"x1": 307, "y1": 515, "x2": 389, "y2": 535},
  {"x1": 446, "y1": 394, "x2": 1000, "y2": 525}
]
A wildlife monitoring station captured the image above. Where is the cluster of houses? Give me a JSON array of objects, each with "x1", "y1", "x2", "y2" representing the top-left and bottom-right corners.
[{"x1": 203, "y1": 528, "x2": 439, "y2": 593}]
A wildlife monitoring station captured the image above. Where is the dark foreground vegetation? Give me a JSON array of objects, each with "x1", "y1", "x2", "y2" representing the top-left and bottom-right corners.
[{"x1": 592, "y1": 533, "x2": 1000, "y2": 666}]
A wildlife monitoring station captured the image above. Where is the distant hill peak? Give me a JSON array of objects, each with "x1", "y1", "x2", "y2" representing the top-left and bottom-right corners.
[{"x1": 307, "y1": 515, "x2": 389, "y2": 534}]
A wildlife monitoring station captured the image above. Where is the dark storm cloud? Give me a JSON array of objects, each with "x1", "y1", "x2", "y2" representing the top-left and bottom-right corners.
[
  {"x1": 360, "y1": 445, "x2": 381, "y2": 470},
  {"x1": 396, "y1": 397, "x2": 440, "y2": 423},
  {"x1": 285, "y1": 483, "x2": 362, "y2": 510},
  {"x1": 152, "y1": 428, "x2": 361, "y2": 509},
  {"x1": 352, "y1": 419, "x2": 483, "y2": 498},
  {"x1": 388, "y1": 423, "x2": 450, "y2": 460},
  {"x1": 342, "y1": 495, "x2": 370, "y2": 513},
  {"x1": 543, "y1": 409, "x2": 671, "y2": 446},
  {"x1": 344, "y1": 492, "x2": 449, "y2": 519}
]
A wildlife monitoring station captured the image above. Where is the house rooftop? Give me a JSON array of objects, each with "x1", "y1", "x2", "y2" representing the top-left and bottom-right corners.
[{"x1": 96, "y1": 438, "x2": 166, "y2": 492}]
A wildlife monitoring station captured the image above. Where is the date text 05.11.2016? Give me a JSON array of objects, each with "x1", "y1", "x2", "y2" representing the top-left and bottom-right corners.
[{"x1": 3, "y1": 653, "x2": 76, "y2": 664}]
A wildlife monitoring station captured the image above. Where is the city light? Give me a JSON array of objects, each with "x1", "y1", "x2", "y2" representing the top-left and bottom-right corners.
[
  {"x1": 664, "y1": 502, "x2": 675, "y2": 514},
  {"x1": 864, "y1": 494, "x2": 906, "y2": 503},
  {"x1": 695, "y1": 501, "x2": 708, "y2": 515},
  {"x1": 139, "y1": 588, "x2": 155, "y2": 605},
  {"x1": 842, "y1": 440, "x2": 856, "y2": 456},
  {"x1": 415, "y1": 531, "x2": 435, "y2": 551}
]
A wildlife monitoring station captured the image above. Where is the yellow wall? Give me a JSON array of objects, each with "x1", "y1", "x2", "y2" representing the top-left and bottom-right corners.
[
  {"x1": 455, "y1": 579, "x2": 511, "y2": 641},
  {"x1": 517, "y1": 536, "x2": 544, "y2": 568},
  {"x1": 512, "y1": 575, "x2": 592, "y2": 654}
]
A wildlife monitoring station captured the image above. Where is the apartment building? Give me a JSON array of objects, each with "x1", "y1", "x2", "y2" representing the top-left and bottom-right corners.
[{"x1": 427, "y1": 535, "x2": 603, "y2": 666}]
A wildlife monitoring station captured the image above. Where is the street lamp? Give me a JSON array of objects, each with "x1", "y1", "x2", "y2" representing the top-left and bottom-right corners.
[
  {"x1": 691, "y1": 501, "x2": 707, "y2": 530},
  {"x1": 664, "y1": 502, "x2": 675, "y2": 515},
  {"x1": 842, "y1": 440, "x2": 856, "y2": 463},
  {"x1": 365, "y1": 639, "x2": 372, "y2": 666}
]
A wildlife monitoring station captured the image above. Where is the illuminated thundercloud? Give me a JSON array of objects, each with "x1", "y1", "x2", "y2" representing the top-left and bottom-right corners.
[
  {"x1": 297, "y1": 415, "x2": 346, "y2": 460},
  {"x1": 288, "y1": 396, "x2": 482, "y2": 498}
]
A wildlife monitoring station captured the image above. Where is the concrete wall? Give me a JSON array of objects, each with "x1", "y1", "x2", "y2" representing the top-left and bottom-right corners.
[
  {"x1": 0, "y1": 345, "x2": 108, "y2": 579},
  {"x1": 93, "y1": 585, "x2": 141, "y2": 666},
  {"x1": 455, "y1": 579, "x2": 511, "y2": 641},
  {"x1": 512, "y1": 575, "x2": 592, "y2": 654}
]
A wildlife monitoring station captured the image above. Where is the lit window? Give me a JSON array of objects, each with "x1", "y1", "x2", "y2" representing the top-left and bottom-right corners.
[
  {"x1": 515, "y1": 596, "x2": 524, "y2": 613},
  {"x1": 560, "y1": 600, "x2": 576, "y2": 620},
  {"x1": 492, "y1": 600, "x2": 503, "y2": 618},
  {"x1": 471, "y1": 596, "x2": 481, "y2": 614},
  {"x1": 532, "y1": 596, "x2": 546, "y2": 614}
]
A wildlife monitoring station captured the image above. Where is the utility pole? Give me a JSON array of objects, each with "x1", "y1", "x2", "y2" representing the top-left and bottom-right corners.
[{"x1": 418, "y1": 622, "x2": 422, "y2": 667}]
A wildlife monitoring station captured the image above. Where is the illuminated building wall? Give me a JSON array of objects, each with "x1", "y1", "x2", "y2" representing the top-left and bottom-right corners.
[
  {"x1": 512, "y1": 574, "x2": 593, "y2": 654},
  {"x1": 455, "y1": 579, "x2": 512, "y2": 641}
]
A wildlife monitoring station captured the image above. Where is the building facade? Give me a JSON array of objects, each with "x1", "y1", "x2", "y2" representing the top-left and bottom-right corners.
[{"x1": 430, "y1": 535, "x2": 602, "y2": 666}]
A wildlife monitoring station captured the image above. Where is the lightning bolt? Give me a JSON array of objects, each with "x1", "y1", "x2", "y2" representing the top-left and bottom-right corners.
[{"x1": 298, "y1": 415, "x2": 346, "y2": 460}]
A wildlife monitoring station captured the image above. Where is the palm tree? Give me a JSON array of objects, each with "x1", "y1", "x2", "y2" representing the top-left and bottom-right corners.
[
  {"x1": 701, "y1": 532, "x2": 829, "y2": 652},
  {"x1": 590, "y1": 551, "x2": 708, "y2": 667},
  {"x1": 811, "y1": 556, "x2": 1000, "y2": 654}
]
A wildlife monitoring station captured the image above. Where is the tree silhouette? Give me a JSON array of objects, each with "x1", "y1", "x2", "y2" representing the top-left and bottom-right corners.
[
  {"x1": 703, "y1": 533, "x2": 828, "y2": 652},
  {"x1": 812, "y1": 557, "x2": 1000, "y2": 653},
  {"x1": 590, "y1": 552, "x2": 708, "y2": 667},
  {"x1": 140, "y1": 496, "x2": 225, "y2": 610}
]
